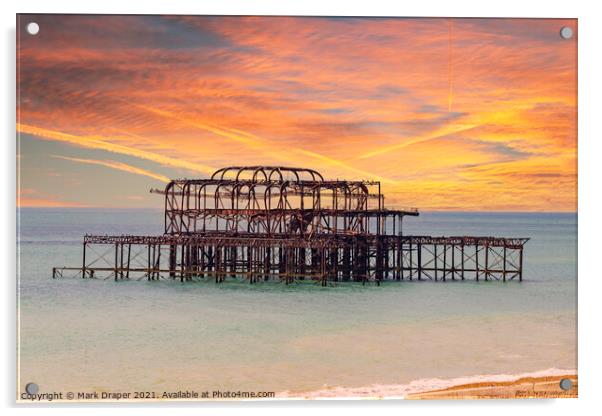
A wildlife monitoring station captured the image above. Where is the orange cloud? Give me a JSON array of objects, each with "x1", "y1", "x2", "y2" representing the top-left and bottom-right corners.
[
  {"x1": 16, "y1": 16, "x2": 577, "y2": 211},
  {"x1": 137, "y1": 104, "x2": 397, "y2": 183}
]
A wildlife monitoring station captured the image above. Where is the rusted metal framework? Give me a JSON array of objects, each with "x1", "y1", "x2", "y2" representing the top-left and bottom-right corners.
[
  {"x1": 161, "y1": 166, "x2": 416, "y2": 237},
  {"x1": 53, "y1": 166, "x2": 528, "y2": 285}
]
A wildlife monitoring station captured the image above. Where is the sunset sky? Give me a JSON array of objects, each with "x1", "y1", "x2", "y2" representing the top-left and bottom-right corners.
[{"x1": 17, "y1": 15, "x2": 577, "y2": 211}]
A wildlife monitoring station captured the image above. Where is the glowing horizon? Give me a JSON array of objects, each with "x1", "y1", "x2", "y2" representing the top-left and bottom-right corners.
[{"x1": 17, "y1": 16, "x2": 577, "y2": 211}]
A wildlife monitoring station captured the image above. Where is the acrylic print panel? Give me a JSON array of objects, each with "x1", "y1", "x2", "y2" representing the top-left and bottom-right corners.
[{"x1": 16, "y1": 14, "x2": 577, "y2": 402}]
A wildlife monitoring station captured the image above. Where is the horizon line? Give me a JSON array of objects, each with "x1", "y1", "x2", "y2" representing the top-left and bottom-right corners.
[{"x1": 16, "y1": 205, "x2": 578, "y2": 214}]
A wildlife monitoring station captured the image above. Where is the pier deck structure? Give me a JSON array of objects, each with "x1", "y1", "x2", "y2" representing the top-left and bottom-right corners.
[{"x1": 53, "y1": 166, "x2": 528, "y2": 285}]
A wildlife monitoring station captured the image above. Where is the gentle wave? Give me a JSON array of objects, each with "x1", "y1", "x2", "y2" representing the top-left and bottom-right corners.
[{"x1": 277, "y1": 367, "x2": 576, "y2": 399}]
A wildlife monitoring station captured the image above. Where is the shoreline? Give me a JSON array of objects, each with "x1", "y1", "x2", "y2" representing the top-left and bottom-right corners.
[
  {"x1": 277, "y1": 368, "x2": 577, "y2": 400},
  {"x1": 406, "y1": 374, "x2": 577, "y2": 400}
]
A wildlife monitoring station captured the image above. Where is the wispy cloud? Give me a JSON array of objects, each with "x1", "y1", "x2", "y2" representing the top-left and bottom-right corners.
[
  {"x1": 16, "y1": 15, "x2": 577, "y2": 210},
  {"x1": 18, "y1": 123, "x2": 215, "y2": 175},
  {"x1": 51, "y1": 155, "x2": 171, "y2": 183},
  {"x1": 138, "y1": 104, "x2": 397, "y2": 183}
]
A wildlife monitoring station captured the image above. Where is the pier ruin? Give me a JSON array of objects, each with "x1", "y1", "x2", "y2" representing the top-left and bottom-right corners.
[{"x1": 52, "y1": 166, "x2": 528, "y2": 285}]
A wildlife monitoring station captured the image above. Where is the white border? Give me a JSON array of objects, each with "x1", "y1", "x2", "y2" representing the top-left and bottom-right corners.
[{"x1": 3, "y1": 1, "x2": 601, "y2": 415}]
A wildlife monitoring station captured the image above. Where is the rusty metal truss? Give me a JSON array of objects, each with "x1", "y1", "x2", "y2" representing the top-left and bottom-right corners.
[{"x1": 53, "y1": 166, "x2": 528, "y2": 285}]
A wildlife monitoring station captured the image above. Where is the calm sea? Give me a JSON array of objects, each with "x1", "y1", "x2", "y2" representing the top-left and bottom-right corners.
[{"x1": 17, "y1": 209, "x2": 577, "y2": 397}]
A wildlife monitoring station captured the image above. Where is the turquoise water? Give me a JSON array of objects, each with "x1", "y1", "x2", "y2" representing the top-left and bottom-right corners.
[{"x1": 17, "y1": 209, "x2": 577, "y2": 397}]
